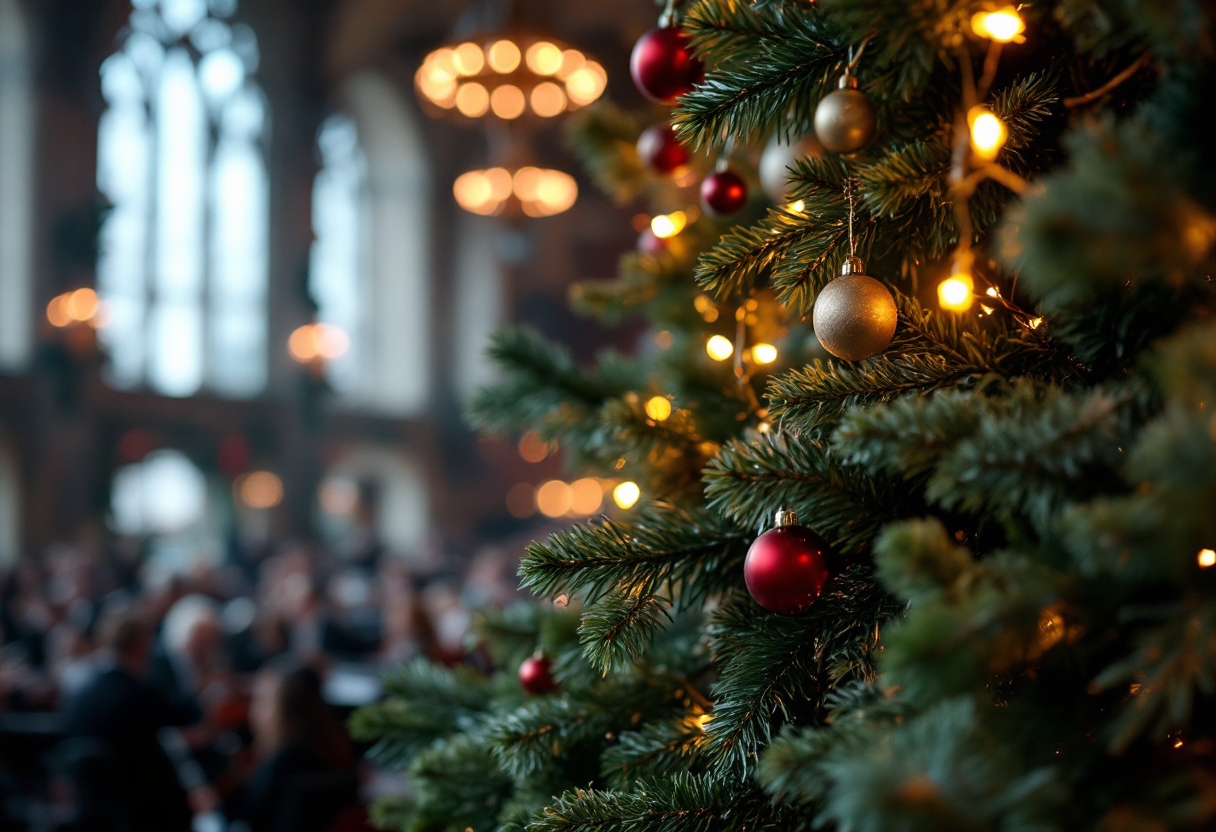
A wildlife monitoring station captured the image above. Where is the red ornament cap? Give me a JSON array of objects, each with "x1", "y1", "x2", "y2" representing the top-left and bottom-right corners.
[
  {"x1": 743, "y1": 510, "x2": 831, "y2": 615},
  {"x1": 701, "y1": 168, "x2": 748, "y2": 218},
  {"x1": 519, "y1": 654, "x2": 557, "y2": 695},
  {"x1": 630, "y1": 27, "x2": 703, "y2": 103},
  {"x1": 637, "y1": 124, "x2": 690, "y2": 174}
]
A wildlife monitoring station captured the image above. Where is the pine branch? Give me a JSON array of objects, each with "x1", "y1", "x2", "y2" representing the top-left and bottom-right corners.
[
  {"x1": 519, "y1": 505, "x2": 750, "y2": 606},
  {"x1": 1090, "y1": 595, "x2": 1216, "y2": 752},
  {"x1": 599, "y1": 718, "x2": 709, "y2": 789},
  {"x1": 528, "y1": 775, "x2": 795, "y2": 832},
  {"x1": 487, "y1": 674, "x2": 685, "y2": 780},
  {"x1": 768, "y1": 352, "x2": 971, "y2": 435},
  {"x1": 578, "y1": 588, "x2": 672, "y2": 675},
  {"x1": 703, "y1": 431, "x2": 907, "y2": 552},
  {"x1": 466, "y1": 327, "x2": 638, "y2": 441},
  {"x1": 349, "y1": 661, "x2": 495, "y2": 766},
  {"x1": 705, "y1": 578, "x2": 901, "y2": 774},
  {"x1": 675, "y1": 2, "x2": 845, "y2": 148},
  {"x1": 408, "y1": 735, "x2": 515, "y2": 832}
]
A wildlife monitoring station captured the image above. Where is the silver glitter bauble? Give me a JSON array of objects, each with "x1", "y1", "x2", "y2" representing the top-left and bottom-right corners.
[
  {"x1": 814, "y1": 76, "x2": 877, "y2": 154},
  {"x1": 759, "y1": 133, "x2": 825, "y2": 203},
  {"x1": 812, "y1": 259, "x2": 897, "y2": 361}
]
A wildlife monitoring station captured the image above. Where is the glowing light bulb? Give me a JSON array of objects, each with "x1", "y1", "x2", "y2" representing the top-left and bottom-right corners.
[
  {"x1": 556, "y1": 49, "x2": 585, "y2": 80},
  {"x1": 453, "y1": 42, "x2": 485, "y2": 76},
  {"x1": 66, "y1": 288, "x2": 99, "y2": 322},
  {"x1": 490, "y1": 84, "x2": 526, "y2": 119},
  {"x1": 752, "y1": 343, "x2": 778, "y2": 365},
  {"x1": 969, "y1": 107, "x2": 1007, "y2": 160},
  {"x1": 612, "y1": 481, "x2": 641, "y2": 510},
  {"x1": 938, "y1": 274, "x2": 974, "y2": 311},
  {"x1": 526, "y1": 42, "x2": 563, "y2": 75},
  {"x1": 453, "y1": 171, "x2": 494, "y2": 213},
  {"x1": 565, "y1": 61, "x2": 606, "y2": 106},
  {"x1": 1199, "y1": 548, "x2": 1216, "y2": 568},
  {"x1": 486, "y1": 40, "x2": 521, "y2": 73},
  {"x1": 46, "y1": 295, "x2": 71, "y2": 327},
  {"x1": 650, "y1": 211, "x2": 687, "y2": 239},
  {"x1": 569, "y1": 478, "x2": 604, "y2": 515},
  {"x1": 972, "y1": 8, "x2": 1026, "y2": 43},
  {"x1": 455, "y1": 82, "x2": 489, "y2": 117},
  {"x1": 530, "y1": 81, "x2": 567, "y2": 117},
  {"x1": 644, "y1": 396, "x2": 672, "y2": 421},
  {"x1": 706, "y1": 335, "x2": 734, "y2": 361},
  {"x1": 787, "y1": 200, "x2": 804, "y2": 213}
]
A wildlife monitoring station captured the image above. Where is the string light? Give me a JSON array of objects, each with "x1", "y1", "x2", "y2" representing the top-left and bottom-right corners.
[
  {"x1": 706, "y1": 335, "x2": 734, "y2": 361},
  {"x1": 645, "y1": 396, "x2": 672, "y2": 421},
  {"x1": 650, "y1": 211, "x2": 688, "y2": 239},
  {"x1": 938, "y1": 273, "x2": 974, "y2": 312},
  {"x1": 536, "y1": 480, "x2": 574, "y2": 517},
  {"x1": 1199, "y1": 548, "x2": 1216, "y2": 568},
  {"x1": 751, "y1": 343, "x2": 778, "y2": 365},
  {"x1": 971, "y1": 8, "x2": 1026, "y2": 43},
  {"x1": 569, "y1": 478, "x2": 603, "y2": 515},
  {"x1": 518, "y1": 432, "x2": 550, "y2": 463},
  {"x1": 612, "y1": 481, "x2": 641, "y2": 509},
  {"x1": 968, "y1": 107, "x2": 1008, "y2": 160}
]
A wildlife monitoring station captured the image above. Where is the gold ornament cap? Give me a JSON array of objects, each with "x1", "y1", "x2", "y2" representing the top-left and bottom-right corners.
[{"x1": 775, "y1": 509, "x2": 799, "y2": 527}]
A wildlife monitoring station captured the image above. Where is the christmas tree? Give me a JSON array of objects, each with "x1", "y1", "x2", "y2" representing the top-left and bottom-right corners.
[{"x1": 352, "y1": 1, "x2": 1216, "y2": 829}]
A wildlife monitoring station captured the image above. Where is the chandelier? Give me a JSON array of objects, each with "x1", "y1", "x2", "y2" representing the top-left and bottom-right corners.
[
  {"x1": 416, "y1": 36, "x2": 606, "y2": 122},
  {"x1": 415, "y1": 7, "x2": 604, "y2": 220}
]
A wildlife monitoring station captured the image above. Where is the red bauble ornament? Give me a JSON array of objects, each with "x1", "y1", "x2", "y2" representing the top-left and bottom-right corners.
[
  {"x1": 637, "y1": 124, "x2": 689, "y2": 174},
  {"x1": 637, "y1": 228, "x2": 668, "y2": 255},
  {"x1": 744, "y1": 511, "x2": 832, "y2": 615},
  {"x1": 518, "y1": 655, "x2": 557, "y2": 695},
  {"x1": 701, "y1": 168, "x2": 748, "y2": 217},
  {"x1": 630, "y1": 27, "x2": 703, "y2": 103}
]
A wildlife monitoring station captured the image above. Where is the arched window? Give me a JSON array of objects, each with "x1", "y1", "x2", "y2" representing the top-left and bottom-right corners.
[
  {"x1": 97, "y1": 0, "x2": 269, "y2": 398},
  {"x1": 0, "y1": 0, "x2": 33, "y2": 372},
  {"x1": 309, "y1": 73, "x2": 430, "y2": 416}
]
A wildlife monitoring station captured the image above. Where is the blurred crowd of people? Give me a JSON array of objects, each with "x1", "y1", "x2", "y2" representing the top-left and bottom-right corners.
[{"x1": 0, "y1": 534, "x2": 523, "y2": 832}]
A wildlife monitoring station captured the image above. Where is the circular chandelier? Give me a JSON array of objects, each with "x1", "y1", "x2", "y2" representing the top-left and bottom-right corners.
[
  {"x1": 453, "y1": 165, "x2": 577, "y2": 217},
  {"x1": 416, "y1": 35, "x2": 607, "y2": 122}
]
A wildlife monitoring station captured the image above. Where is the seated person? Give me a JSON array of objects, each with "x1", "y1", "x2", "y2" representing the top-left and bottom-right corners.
[
  {"x1": 227, "y1": 661, "x2": 357, "y2": 832},
  {"x1": 64, "y1": 614, "x2": 196, "y2": 832}
]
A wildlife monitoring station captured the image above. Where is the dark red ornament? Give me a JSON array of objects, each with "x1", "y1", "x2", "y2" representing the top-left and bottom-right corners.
[
  {"x1": 744, "y1": 511, "x2": 831, "y2": 615},
  {"x1": 519, "y1": 655, "x2": 557, "y2": 695},
  {"x1": 701, "y1": 168, "x2": 748, "y2": 217},
  {"x1": 630, "y1": 27, "x2": 703, "y2": 103},
  {"x1": 637, "y1": 228, "x2": 668, "y2": 255},
  {"x1": 636, "y1": 124, "x2": 689, "y2": 174}
]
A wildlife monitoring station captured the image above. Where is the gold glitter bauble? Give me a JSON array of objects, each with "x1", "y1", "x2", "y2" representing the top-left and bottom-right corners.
[
  {"x1": 812, "y1": 272, "x2": 897, "y2": 361},
  {"x1": 814, "y1": 81, "x2": 877, "y2": 154}
]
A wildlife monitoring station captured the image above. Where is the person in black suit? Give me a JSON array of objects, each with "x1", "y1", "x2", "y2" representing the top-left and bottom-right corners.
[{"x1": 64, "y1": 615, "x2": 196, "y2": 832}]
